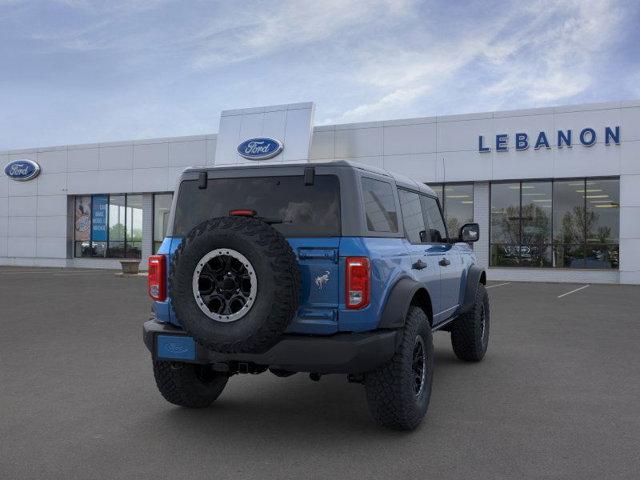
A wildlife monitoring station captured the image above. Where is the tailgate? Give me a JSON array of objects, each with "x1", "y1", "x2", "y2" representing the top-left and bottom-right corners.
[{"x1": 286, "y1": 237, "x2": 341, "y2": 334}]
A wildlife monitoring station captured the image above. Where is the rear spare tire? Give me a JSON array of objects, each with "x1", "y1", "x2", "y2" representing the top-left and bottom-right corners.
[{"x1": 170, "y1": 216, "x2": 300, "y2": 353}]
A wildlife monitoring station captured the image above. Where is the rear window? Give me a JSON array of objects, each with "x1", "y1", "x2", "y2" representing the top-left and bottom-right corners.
[{"x1": 172, "y1": 175, "x2": 341, "y2": 237}]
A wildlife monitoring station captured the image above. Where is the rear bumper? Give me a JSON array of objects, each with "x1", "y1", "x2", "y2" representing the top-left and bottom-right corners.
[{"x1": 143, "y1": 319, "x2": 400, "y2": 374}]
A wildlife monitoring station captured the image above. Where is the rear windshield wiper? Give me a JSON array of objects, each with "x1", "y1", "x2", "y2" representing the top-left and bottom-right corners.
[{"x1": 258, "y1": 217, "x2": 283, "y2": 225}]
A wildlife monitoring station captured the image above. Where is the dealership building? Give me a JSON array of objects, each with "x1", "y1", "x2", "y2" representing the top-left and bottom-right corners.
[{"x1": 1, "y1": 100, "x2": 639, "y2": 284}]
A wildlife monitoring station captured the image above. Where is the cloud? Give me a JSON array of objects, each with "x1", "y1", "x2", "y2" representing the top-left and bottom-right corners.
[
  {"x1": 51, "y1": 0, "x2": 172, "y2": 13},
  {"x1": 0, "y1": 0, "x2": 635, "y2": 150},
  {"x1": 190, "y1": 0, "x2": 415, "y2": 70},
  {"x1": 15, "y1": 0, "x2": 416, "y2": 66},
  {"x1": 481, "y1": 0, "x2": 622, "y2": 104},
  {"x1": 335, "y1": 0, "x2": 626, "y2": 122},
  {"x1": 339, "y1": 85, "x2": 429, "y2": 121},
  {"x1": 338, "y1": 36, "x2": 493, "y2": 121}
]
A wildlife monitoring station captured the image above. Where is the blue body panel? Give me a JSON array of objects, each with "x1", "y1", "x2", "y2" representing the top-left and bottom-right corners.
[
  {"x1": 156, "y1": 335, "x2": 196, "y2": 361},
  {"x1": 338, "y1": 237, "x2": 411, "y2": 332},
  {"x1": 153, "y1": 235, "x2": 476, "y2": 334},
  {"x1": 152, "y1": 236, "x2": 181, "y2": 325},
  {"x1": 285, "y1": 237, "x2": 341, "y2": 334}
]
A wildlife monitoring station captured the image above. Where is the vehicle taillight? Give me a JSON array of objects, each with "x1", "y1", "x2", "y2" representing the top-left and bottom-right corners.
[
  {"x1": 148, "y1": 255, "x2": 166, "y2": 301},
  {"x1": 346, "y1": 257, "x2": 370, "y2": 309}
]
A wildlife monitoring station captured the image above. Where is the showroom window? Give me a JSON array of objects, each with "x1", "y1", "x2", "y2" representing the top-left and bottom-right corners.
[
  {"x1": 490, "y1": 178, "x2": 619, "y2": 269},
  {"x1": 553, "y1": 179, "x2": 619, "y2": 269},
  {"x1": 125, "y1": 195, "x2": 143, "y2": 258},
  {"x1": 153, "y1": 193, "x2": 173, "y2": 253},
  {"x1": 429, "y1": 183, "x2": 474, "y2": 236},
  {"x1": 74, "y1": 194, "x2": 144, "y2": 259}
]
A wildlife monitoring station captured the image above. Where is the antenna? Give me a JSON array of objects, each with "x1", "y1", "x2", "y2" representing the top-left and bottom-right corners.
[{"x1": 442, "y1": 157, "x2": 446, "y2": 184}]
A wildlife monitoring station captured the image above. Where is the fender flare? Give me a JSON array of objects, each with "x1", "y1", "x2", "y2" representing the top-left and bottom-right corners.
[
  {"x1": 459, "y1": 265, "x2": 486, "y2": 314},
  {"x1": 378, "y1": 277, "x2": 431, "y2": 329}
]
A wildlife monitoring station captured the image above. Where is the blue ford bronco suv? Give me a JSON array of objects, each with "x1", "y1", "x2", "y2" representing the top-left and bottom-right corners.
[{"x1": 143, "y1": 160, "x2": 489, "y2": 430}]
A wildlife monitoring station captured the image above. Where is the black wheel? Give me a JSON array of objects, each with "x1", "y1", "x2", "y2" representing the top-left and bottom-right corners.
[
  {"x1": 364, "y1": 306, "x2": 434, "y2": 431},
  {"x1": 153, "y1": 361, "x2": 228, "y2": 408},
  {"x1": 170, "y1": 216, "x2": 300, "y2": 353},
  {"x1": 451, "y1": 283, "x2": 490, "y2": 362}
]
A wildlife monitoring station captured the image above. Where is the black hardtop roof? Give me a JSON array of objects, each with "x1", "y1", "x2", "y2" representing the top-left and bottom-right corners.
[{"x1": 181, "y1": 160, "x2": 436, "y2": 196}]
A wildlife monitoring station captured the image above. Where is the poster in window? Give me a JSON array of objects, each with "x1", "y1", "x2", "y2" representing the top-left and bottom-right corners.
[
  {"x1": 91, "y1": 195, "x2": 108, "y2": 242},
  {"x1": 75, "y1": 196, "x2": 91, "y2": 241}
]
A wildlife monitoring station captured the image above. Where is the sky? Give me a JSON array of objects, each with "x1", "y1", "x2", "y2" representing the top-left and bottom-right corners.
[{"x1": 1, "y1": 0, "x2": 639, "y2": 150}]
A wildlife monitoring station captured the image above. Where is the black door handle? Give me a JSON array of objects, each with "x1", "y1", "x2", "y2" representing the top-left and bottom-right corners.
[
  {"x1": 439, "y1": 257, "x2": 451, "y2": 267},
  {"x1": 412, "y1": 259, "x2": 427, "y2": 270}
]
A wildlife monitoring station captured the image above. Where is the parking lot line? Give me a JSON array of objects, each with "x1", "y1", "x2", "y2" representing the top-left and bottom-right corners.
[
  {"x1": 557, "y1": 284, "x2": 590, "y2": 298},
  {"x1": 486, "y1": 282, "x2": 511, "y2": 289}
]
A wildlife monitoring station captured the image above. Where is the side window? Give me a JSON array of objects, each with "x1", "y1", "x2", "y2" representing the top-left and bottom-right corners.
[
  {"x1": 361, "y1": 177, "x2": 398, "y2": 233},
  {"x1": 399, "y1": 189, "x2": 427, "y2": 244},
  {"x1": 420, "y1": 195, "x2": 448, "y2": 243}
]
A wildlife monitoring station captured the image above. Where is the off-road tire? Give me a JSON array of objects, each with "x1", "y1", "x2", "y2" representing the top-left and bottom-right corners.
[
  {"x1": 364, "y1": 307, "x2": 433, "y2": 431},
  {"x1": 153, "y1": 361, "x2": 228, "y2": 408},
  {"x1": 451, "y1": 283, "x2": 490, "y2": 362},
  {"x1": 170, "y1": 216, "x2": 300, "y2": 353}
]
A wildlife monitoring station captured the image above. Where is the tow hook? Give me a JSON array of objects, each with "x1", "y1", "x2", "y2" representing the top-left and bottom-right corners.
[
  {"x1": 211, "y1": 363, "x2": 231, "y2": 373},
  {"x1": 309, "y1": 372, "x2": 321, "y2": 382}
]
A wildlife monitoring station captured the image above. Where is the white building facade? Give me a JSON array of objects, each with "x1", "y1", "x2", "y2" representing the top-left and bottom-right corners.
[{"x1": 1, "y1": 100, "x2": 639, "y2": 284}]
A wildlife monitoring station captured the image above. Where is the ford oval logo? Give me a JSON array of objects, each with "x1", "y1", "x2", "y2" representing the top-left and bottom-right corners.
[
  {"x1": 237, "y1": 137, "x2": 283, "y2": 160},
  {"x1": 4, "y1": 159, "x2": 41, "y2": 182},
  {"x1": 166, "y1": 343, "x2": 189, "y2": 354}
]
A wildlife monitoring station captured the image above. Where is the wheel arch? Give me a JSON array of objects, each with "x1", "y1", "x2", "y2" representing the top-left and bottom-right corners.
[
  {"x1": 410, "y1": 287, "x2": 433, "y2": 327},
  {"x1": 378, "y1": 277, "x2": 434, "y2": 329},
  {"x1": 460, "y1": 265, "x2": 486, "y2": 314}
]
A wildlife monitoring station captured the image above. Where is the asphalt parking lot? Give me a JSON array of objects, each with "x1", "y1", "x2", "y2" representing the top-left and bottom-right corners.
[{"x1": 1, "y1": 268, "x2": 639, "y2": 479}]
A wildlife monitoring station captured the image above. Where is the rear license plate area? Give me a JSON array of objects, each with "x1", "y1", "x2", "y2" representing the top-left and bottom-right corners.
[{"x1": 156, "y1": 335, "x2": 196, "y2": 361}]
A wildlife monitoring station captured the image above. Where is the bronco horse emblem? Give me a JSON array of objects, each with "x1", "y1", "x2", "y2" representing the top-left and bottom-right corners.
[{"x1": 315, "y1": 271, "x2": 330, "y2": 290}]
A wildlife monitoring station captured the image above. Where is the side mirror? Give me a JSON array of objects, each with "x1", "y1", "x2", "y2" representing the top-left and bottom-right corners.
[{"x1": 459, "y1": 223, "x2": 480, "y2": 243}]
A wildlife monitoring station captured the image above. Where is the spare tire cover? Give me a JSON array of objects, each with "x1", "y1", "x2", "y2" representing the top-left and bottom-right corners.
[{"x1": 170, "y1": 216, "x2": 300, "y2": 353}]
